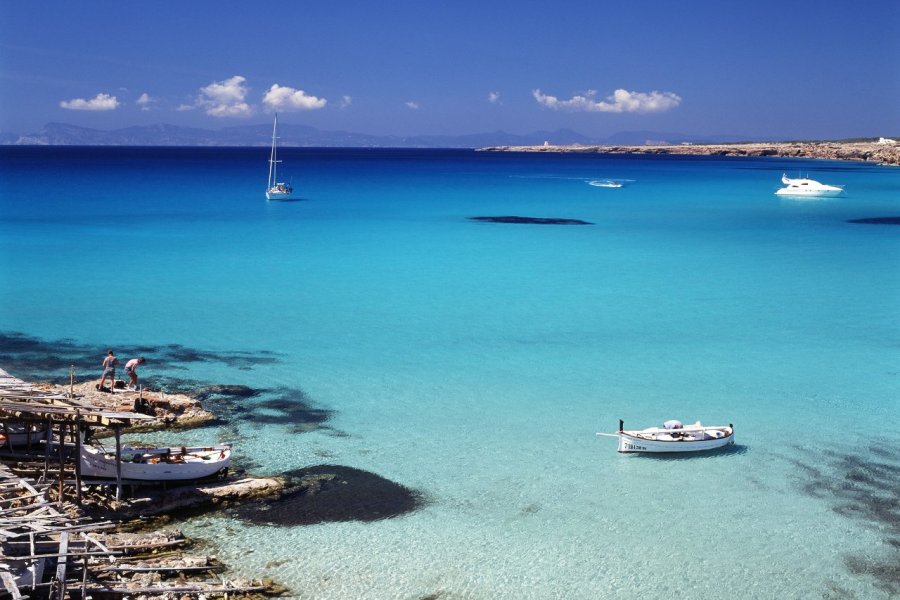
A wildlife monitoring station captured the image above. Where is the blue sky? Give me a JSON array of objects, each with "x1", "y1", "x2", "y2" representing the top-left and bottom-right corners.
[{"x1": 1, "y1": 0, "x2": 898, "y2": 140}]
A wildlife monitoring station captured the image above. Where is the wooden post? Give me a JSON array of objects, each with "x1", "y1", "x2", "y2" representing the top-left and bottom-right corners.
[
  {"x1": 55, "y1": 531, "x2": 69, "y2": 600},
  {"x1": 57, "y1": 422, "x2": 65, "y2": 507},
  {"x1": 42, "y1": 418, "x2": 52, "y2": 483},
  {"x1": 70, "y1": 365, "x2": 75, "y2": 399},
  {"x1": 74, "y1": 415, "x2": 82, "y2": 505},
  {"x1": 114, "y1": 427, "x2": 123, "y2": 501},
  {"x1": 81, "y1": 554, "x2": 88, "y2": 598}
]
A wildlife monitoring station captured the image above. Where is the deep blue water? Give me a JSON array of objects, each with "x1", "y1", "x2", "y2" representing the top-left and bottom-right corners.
[{"x1": 1, "y1": 146, "x2": 898, "y2": 598}]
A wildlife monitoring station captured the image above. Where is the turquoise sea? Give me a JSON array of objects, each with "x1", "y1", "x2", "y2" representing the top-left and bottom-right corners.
[{"x1": 1, "y1": 147, "x2": 898, "y2": 598}]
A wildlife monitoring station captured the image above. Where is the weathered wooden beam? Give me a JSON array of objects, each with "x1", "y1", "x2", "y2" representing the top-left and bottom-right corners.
[
  {"x1": 0, "y1": 570, "x2": 22, "y2": 600},
  {"x1": 54, "y1": 531, "x2": 68, "y2": 600}
]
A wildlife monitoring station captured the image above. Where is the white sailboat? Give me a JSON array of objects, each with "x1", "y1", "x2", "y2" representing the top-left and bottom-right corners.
[{"x1": 266, "y1": 113, "x2": 293, "y2": 200}]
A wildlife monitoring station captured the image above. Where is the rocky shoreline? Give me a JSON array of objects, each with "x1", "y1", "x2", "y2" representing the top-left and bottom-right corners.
[{"x1": 479, "y1": 140, "x2": 900, "y2": 166}]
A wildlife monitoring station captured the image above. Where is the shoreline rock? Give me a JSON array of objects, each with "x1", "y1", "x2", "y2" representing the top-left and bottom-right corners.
[
  {"x1": 42, "y1": 379, "x2": 216, "y2": 430},
  {"x1": 478, "y1": 141, "x2": 900, "y2": 166}
]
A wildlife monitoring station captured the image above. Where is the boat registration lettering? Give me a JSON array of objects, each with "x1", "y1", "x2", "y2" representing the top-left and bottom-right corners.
[{"x1": 624, "y1": 443, "x2": 646, "y2": 451}]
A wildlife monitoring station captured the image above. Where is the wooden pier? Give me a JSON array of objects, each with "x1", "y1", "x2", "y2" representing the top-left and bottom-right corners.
[{"x1": 0, "y1": 369, "x2": 281, "y2": 599}]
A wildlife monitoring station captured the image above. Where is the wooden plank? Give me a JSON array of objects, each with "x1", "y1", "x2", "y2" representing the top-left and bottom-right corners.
[
  {"x1": 94, "y1": 564, "x2": 226, "y2": 573},
  {"x1": 0, "y1": 570, "x2": 22, "y2": 600},
  {"x1": 82, "y1": 583, "x2": 268, "y2": 594},
  {"x1": 54, "y1": 530, "x2": 68, "y2": 600},
  {"x1": 79, "y1": 532, "x2": 114, "y2": 559}
]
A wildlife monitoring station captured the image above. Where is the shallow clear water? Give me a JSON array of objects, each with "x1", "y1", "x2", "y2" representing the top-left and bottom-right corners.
[{"x1": 1, "y1": 147, "x2": 898, "y2": 598}]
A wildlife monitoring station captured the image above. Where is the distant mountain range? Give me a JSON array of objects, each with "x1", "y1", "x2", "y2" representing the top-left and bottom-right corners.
[{"x1": 1, "y1": 122, "x2": 751, "y2": 148}]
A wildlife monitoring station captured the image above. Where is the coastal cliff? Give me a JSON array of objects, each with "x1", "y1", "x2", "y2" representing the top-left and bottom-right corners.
[{"x1": 479, "y1": 141, "x2": 900, "y2": 166}]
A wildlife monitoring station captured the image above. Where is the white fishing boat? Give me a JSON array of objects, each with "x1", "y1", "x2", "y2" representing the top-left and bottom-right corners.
[
  {"x1": 597, "y1": 419, "x2": 734, "y2": 453},
  {"x1": 80, "y1": 443, "x2": 231, "y2": 481},
  {"x1": 588, "y1": 179, "x2": 623, "y2": 188},
  {"x1": 265, "y1": 113, "x2": 293, "y2": 200},
  {"x1": 1, "y1": 423, "x2": 48, "y2": 447},
  {"x1": 775, "y1": 173, "x2": 843, "y2": 197}
]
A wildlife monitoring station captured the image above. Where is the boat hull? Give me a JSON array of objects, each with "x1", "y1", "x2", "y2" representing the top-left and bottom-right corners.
[
  {"x1": 617, "y1": 430, "x2": 734, "y2": 453},
  {"x1": 775, "y1": 188, "x2": 843, "y2": 197},
  {"x1": 80, "y1": 445, "x2": 231, "y2": 481},
  {"x1": 2, "y1": 425, "x2": 48, "y2": 447},
  {"x1": 266, "y1": 189, "x2": 292, "y2": 201}
]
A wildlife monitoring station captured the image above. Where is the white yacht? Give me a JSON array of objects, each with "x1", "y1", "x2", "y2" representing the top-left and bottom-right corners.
[
  {"x1": 775, "y1": 173, "x2": 843, "y2": 197},
  {"x1": 588, "y1": 179, "x2": 623, "y2": 188}
]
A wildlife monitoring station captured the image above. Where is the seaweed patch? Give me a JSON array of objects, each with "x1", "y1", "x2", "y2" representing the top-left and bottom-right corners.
[
  {"x1": 469, "y1": 216, "x2": 593, "y2": 225},
  {"x1": 0, "y1": 331, "x2": 283, "y2": 384},
  {"x1": 231, "y1": 464, "x2": 425, "y2": 526},
  {"x1": 785, "y1": 442, "x2": 900, "y2": 595},
  {"x1": 847, "y1": 217, "x2": 900, "y2": 225},
  {"x1": 0, "y1": 331, "x2": 334, "y2": 435}
]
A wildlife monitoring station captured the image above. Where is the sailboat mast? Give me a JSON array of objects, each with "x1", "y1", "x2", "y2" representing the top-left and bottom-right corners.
[{"x1": 268, "y1": 114, "x2": 278, "y2": 189}]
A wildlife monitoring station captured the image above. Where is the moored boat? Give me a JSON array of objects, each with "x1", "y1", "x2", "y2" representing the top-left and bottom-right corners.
[
  {"x1": 775, "y1": 173, "x2": 843, "y2": 197},
  {"x1": 80, "y1": 443, "x2": 231, "y2": 481},
  {"x1": 588, "y1": 179, "x2": 624, "y2": 188},
  {"x1": 598, "y1": 419, "x2": 734, "y2": 453},
  {"x1": 1, "y1": 423, "x2": 48, "y2": 447},
  {"x1": 265, "y1": 113, "x2": 293, "y2": 200}
]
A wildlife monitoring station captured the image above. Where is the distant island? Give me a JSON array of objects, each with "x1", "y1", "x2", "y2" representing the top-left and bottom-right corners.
[
  {"x1": 3, "y1": 123, "x2": 897, "y2": 166},
  {"x1": 480, "y1": 139, "x2": 900, "y2": 167}
]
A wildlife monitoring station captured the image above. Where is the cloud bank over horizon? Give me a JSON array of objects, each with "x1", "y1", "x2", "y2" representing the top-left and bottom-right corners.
[{"x1": 533, "y1": 88, "x2": 682, "y2": 113}]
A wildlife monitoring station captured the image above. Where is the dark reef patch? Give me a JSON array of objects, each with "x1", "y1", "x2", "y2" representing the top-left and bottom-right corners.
[
  {"x1": 0, "y1": 331, "x2": 282, "y2": 384},
  {"x1": 151, "y1": 380, "x2": 333, "y2": 435},
  {"x1": 847, "y1": 217, "x2": 900, "y2": 225},
  {"x1": 0, "y1": 330, "x2": 334, "y2": 435},
  {"x1": 469, "y1": 216, "x2": 593, "y2": 225},
  {"x1": 785, "y1": 442, "x2": 900, "y2": 595},
  {"x1": 231, "y1": 464, "x2": 424, "y2": 526}
]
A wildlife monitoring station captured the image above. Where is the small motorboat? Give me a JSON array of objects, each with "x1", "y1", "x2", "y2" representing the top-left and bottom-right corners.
[
  {"x1": 588, "y1": 179, "x2": 623, "y2": 188},
  {"x1": 80, "y1": 443, "x2": 231, "y2": 481},
  {"x1": 775, "y1": 173, "x2": 843, "y2": 197},
  {"x1": 597, "y1": 419, "x2": 734, "y2": 453}
]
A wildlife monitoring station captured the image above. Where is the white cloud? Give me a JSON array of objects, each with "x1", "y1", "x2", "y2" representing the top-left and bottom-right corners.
[
  {"x1": 262, "y1": 84, "x2": 327, "y2": 111},
  {"x1": 60, "y1": 93, "x2": 119, "y2": 111},
  {"x1": 197, "y1": 75, "x2": 252, "y2": 117},
  {"x1": 340, "y1": 95, "x2": 352, "y2": 108},
  {"x1": 405, "y1": 101, "x2": 420, "y2": 110},
  {"x1": 532, "y1": 88, "x2": 681, "y2": 113},
  {"x1": 488, "y1": 91, "x2": 501, "y2": 104},
  {"x1": 176, "y1": 104, "x2": 196, "y2": 112},
  {"x1": 136, "y1": 92, "x2": 154, "y2": 111}
]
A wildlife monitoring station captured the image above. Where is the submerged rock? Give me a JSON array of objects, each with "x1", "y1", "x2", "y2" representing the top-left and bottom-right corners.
[
  {"x1": 469, "y1": 216, "x2": 593, "y2": 225},
  {"x1": 231, "y1": 465, "x2": 423, "y2": 526},
  {"x1": 847, "y1": 217, "x2": 900, "y2": 225}
]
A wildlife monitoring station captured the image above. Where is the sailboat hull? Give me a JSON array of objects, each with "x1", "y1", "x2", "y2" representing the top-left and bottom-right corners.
[{"x1": 266, "y1": 189, "x2": 292, "y2": 201}]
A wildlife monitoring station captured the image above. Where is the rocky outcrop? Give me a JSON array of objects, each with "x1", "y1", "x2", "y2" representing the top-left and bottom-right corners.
[
  {"x1": 480, "y1": 141, "x2": 900, "y2": 166},
  {"x1": 42, "y1": 380, "x2": 215, "y2": 429}
]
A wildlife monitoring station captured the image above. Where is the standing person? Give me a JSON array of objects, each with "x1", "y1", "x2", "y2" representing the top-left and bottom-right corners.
[
  {"x1": 98, "y1": 350, "x2": 118, "y2": 392},
  {"x1": 125, "y1": 356, "x2": 146, "y2": 390}
]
